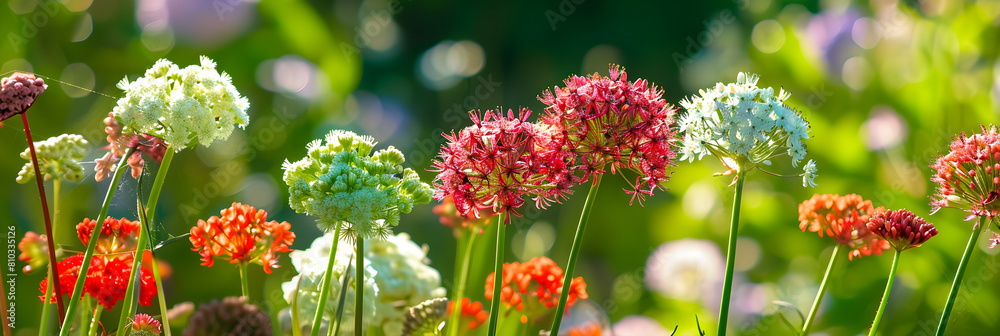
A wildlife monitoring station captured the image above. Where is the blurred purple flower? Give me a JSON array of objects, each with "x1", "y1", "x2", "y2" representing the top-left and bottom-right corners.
[{"x1": 612, "y1": 315, "x2": 671, "y2": 336}]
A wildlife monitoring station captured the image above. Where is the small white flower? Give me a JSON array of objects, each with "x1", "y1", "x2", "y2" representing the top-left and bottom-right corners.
[{"x1": 802, "y1": 159, "x2": 818, "y2": 188}]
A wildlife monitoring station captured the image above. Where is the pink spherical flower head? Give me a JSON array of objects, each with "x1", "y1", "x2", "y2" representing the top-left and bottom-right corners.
[
  {"x1": 866, "y1": 208, "x2": 938, "y2": 252},
  {"x1": 0, "y1": 72, "x2": 47, "y2": 122},
  {"x1": 537, "y1": 64, "x2": 678, "y2": 206},
  {"x1": 931, "y1": 125, "x2": 1000, "y2": 220}
]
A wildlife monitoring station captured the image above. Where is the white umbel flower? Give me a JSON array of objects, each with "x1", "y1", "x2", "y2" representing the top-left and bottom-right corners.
[
  {"x1": 679, "y1": 72, "x2": 816, "y2": 184},
  {"x1": 365, "y1": 233, "x2": 446, "y2": 336},
  {"x1": 112, "y1": 56, "x2": 249, "y2": 151}
]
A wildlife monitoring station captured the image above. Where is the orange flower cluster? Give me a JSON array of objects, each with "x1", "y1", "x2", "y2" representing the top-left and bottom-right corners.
[
  {"x1": 40, "y1": 217, "x2": 157, "y2": 310},
  {"x1": 17, "y1": 231, "x2": 47, "y2": 273},
  {"x1": 484, "y1": 256, "x2": 588, "y2": 324},
  {"x1": 798, "y1": 194, "x2": 889, "y2": 260},
  {"x1": 565, "y1": 322, "x2": 603, "y2": 336},
  {"x1": 446, "y1": 297, "x2": 489, "y2": 331},
  {"x1": 190, "y1": 203, "x2": 295, "y2": 273}
]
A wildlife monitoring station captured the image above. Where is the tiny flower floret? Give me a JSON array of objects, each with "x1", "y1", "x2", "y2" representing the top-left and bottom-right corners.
[
  {"x1": 866, "y1": 208, "x2": 938, "y2": 252},
  {"x1": 679, "y1": 72, "x2": 814, "y2": 180},
  {"x1": 112, "y1": 56, "x2": 249, "y2": 151},
  {"x1": 282, "y1": 130, "x2": 433, "y2": 239},
  {"x1": 16, "y1": 134, "x2": 89, "y2": 183}
]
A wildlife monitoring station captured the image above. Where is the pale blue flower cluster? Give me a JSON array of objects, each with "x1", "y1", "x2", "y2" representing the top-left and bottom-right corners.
[
  {"x1": 679, "y1": 72, "x2": 817, "y2": 186},
  {"x1": 112, "y1": 56, "x2": 249, "y2": 151},
  {"x1": 282, "y1": 130, "x2": 433, "y2": 239},
  {"x1": 365, "y1": 233, "x2": 446, "y2": 336},
  {"x1": 280, "y1": 233, "x2": 378, "y2": 336},
  {"x1": 16, "y1": 134, "x2": 88, "y2": 183}
]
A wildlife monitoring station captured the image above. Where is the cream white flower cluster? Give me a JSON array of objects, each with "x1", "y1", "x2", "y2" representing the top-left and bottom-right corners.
[
  {"x1": 112, "y1": 56, "x2": 249, "y2": 151},
  {"x1": 282, "y1": 130, "x2": 433, "y2": 239},
  {"x1": 365, "y1": 233, "x2": 446, "y2": 336},
  {"x1": 281, "y1": 233, "x2": 378, "y2": 336},
  {"x1": 679, "y1": 72, "x2": 817, "y2": 186},
  {"x1": 16, "y1": 134, "x2": 88, "y2": 183}
]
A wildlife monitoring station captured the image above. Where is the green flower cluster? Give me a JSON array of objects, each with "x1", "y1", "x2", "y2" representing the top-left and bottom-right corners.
[
  {"x1": 366, "y1": 233, "x2": 446, "y2": 336},
  {"x1": 280, "y1": 233, "x2": 378, "y2": 336},
  {"x1": 16, "y1": 134, "x2": 88, "y2": 183},
  {"x1": 282, "y1": 130, "x2": 433, "y2": 239},
  {"x1": 112, "y1": 56, "x2": 249, "y2": 151}
]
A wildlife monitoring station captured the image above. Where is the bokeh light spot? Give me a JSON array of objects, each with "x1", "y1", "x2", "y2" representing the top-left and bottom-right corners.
[
  {"x1": 752, "y1": 19, "x2": 785, "y2": 54},
  {"x1": 59, "y1": 62, "x2": 95, "y2": 98}
]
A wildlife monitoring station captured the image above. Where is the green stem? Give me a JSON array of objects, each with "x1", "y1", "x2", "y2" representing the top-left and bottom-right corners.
[
  {"x1": 150, "y1": 252, "x2": 172, "y2": 336},
  {"x1": 117, "y1": 147, "x2": 175, "y2": 336},
  {"x1": 331, "y1": 258, "x2": 353, "y2": 336},
  {"x1": 447, "y1": 230, "x2": 480, "y2": 336},
  {"x1": 290, "y1": 276, "x2": 304, "y2": 336},
  {"x1": 80, "y1": 298, "x2": 92, "y2": 336},
  {"x1": 801, "y1": 244, "x2": 842, "y2": 335},
  {"x1": 52, "y1": 179, "x2": 61, "y2": 241},
  {"x1": 869, "y1": 250, "x2": 901, "y2": 336},
  {"x1": 487, "y1": 212, "x2": 508, "y2": 336},
  {"x1": 39, "y1": 261, "x2": 54, "y2": 335},
  {"x1": 935, "y1": 217, "x2": 985, "y2": 336},
  {"x1": 59, "y1": 148, "x2": 134, "y2": 336},
  {"x1": 311, "y1": 223, "x2": 343, "y2": 336},
  {"x1": 87, "y1": 306, "x2": 103, "y2": 336},
  {"x1": 549, "y1": 174, "x2": 603, "y2": 334},
  {"x1": 240, "y1": 264, "x2": 251, "y2": 299},
  {"x1": 355, "y1": 237, "x2": 365, "y2": 336},
  {"x1": 717, "y1": 170, "x2": 747, "y2": 336}
]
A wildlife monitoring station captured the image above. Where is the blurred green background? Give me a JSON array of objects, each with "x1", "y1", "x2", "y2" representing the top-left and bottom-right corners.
[{"x1": 2, "y1": 0, "x2": 999, "y2": 335}]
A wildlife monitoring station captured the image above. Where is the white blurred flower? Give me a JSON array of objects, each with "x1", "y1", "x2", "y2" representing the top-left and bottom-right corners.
[
  {"x1": 645, "y1": 239, "x2": 725, "y2": 309},
  {"x1": 281, "y1": 233, "x2": 378, "y2": 336},
  {"x1": 802, "y1": 160, "x2": 818, "y2": 187},
  {"x1": 612, "y1": 315, "x2": 672, "y2": 336},
  {"x1": 365, "y1": 233, "x2": 446, "y2": 336}
]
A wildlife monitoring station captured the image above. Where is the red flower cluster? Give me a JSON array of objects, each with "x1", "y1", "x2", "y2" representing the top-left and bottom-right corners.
[
  {"x1": 39, "y1": 253, "x2": 156, "y2": 310},
  {"x1": 446, "y1": 297, "x2": 489, "y2": 331},
  {"x1": 484, "y1": 257, "x2": 588, "y2": 324},
  {"x1": 538, "y1": 65, "x2": 679, "y2": 205},
  {"x1": 40, "y1": 216, "x2": 157, "y2": 310},
  {"x1": 867, "y1": 209, "x2": 938, "y2": 252},
  {"x1": 132, "y1": 313, "x2": 163, "y2": 335},
  {"x1": 95, "y1": 112, "x2": 168, "y2": 181},
  {"x1": 190, "y1": 202, "x2": 295, "y2": 273},
  {"x1": 77, "y1": 216, "x2": 141, "y2": 259},
  {"x1": 798, "y1": 194, "x2": 889, "y2": 260},
  {"x1": 432, "y1": 65, "x2": 678, "y2": 220},
  {"x1": 930, "y1": 125, "x2": 1000, "y2": 220}
]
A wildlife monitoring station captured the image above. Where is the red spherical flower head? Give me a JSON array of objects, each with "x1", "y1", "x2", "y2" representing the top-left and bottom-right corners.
[
  {"x1": 446, "y1": 297, "x2": 489, "y2": 331},
  {"x1": 538, "y1": 64, "x2": 679, "y2": 206},
  {"x1": 0, "y1": 72, "x2": 46, "y2": 122},
  {"x1": 132, "y1": 313, "x2": 163, "y2": 335},
  {"x1": 798, "y1": 194, "x2": 889, "y2": 260},
  {"x1": 866, "y1": 209, "x2": 938, "y2": 252},
  {"x1": 77, "y1": 217, "x2": 141, "y2": 260},
  {"x1": 39, "y1": 253, "x2": 156, "y2": 310},
  {"x1": 431, "y1": 108, "x2": 553, "y2": 223},
  {"x1": 484, "y1": 256, "x2": 588, "y2": 324},
  {"x1": 190, "y1": 202, "x2": 296, "y2": 274},
  {"x1": 930, "y1": 125, "x2": 1000, "y2": 221},
  {"x1": 432, "y1": 195, "x2": 496, "y2": 236},
  {"x1": 17, "y1": 231, "x2": 48, "y2": 274}
]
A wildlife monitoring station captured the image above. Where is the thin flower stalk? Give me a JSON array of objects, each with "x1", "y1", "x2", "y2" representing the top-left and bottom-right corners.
[
  {"x1": 310, "y1": 223, "x2": 343, "y2": 336},
  {"x1": 801, "y1": 244, "x2": 841, "y2": 336},
  {"x1": 487, "y1": 212, "x2": 507, "y2": 336},
  {"x1": 87, "y1": 306, "x2": 104, "y2": 336},
  {"x1": 866, "y1": 208, "x2": 937, "y2": 335},
  {"x1": 447, "y1": 229, "x2": 481, "y2": 336},
  {"x1": 58, "y1": 147, "x2": 134, "y2": 336},
  {"x1": 355, "y1": 237, "x2": 365, "y2": 336},
  {"x1": 868, "y1": 250, "x2": 900, "y2": 336},
  {"x1": 549, "y1": 174, "x2": 602, "y2": 334},
  {"x1": 718, "y1": 170, "x2": 746, "y2": 336},
  {"x1": 936, "y1": 220, "x2": 983, "y2": 336}
]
